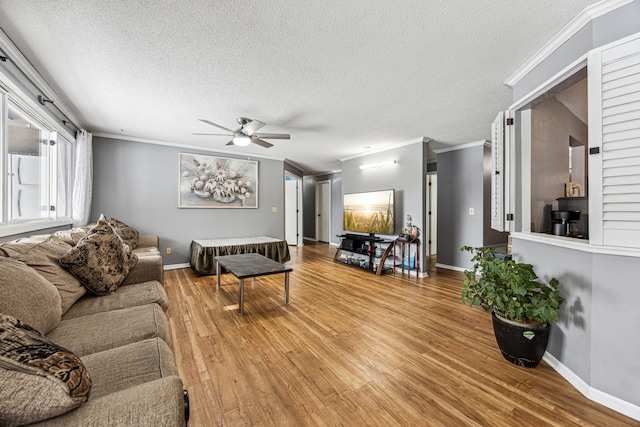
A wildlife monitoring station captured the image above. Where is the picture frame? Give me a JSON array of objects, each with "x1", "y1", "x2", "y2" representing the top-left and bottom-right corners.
[{"x1": 178, "y1": 153, "x2": 258, "y2": 208}]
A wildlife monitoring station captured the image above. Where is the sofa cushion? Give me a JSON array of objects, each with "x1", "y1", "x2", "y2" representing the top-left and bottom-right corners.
[
  {"x1": 60, "y1": 219, "x2": 138, "y2": 295},
  {"x1": 53, "y1": 226, "x2": 93, "y2": 246},
  {"x1": 107, "y1": 216, "x2": 140, "y2": 250},
  {"x1": 0, "y1": 258, "x2": 61, "y2": 334},
  {"x1": 80, "y1": 338, "x2": 178, "y2": 400},
  {"x1": 25, "y1": 375, "x2": 185, "y2": 427},
  {"x1": 0, "y1": 314, "x2": 91, "y2": 426},
  {"x1": 132, "y1": 246, "x2": 162, "y2": 257},
  {"x1": 136, "y1": 234, "x2": 159, "y2": 249},
  {"x1": 63, "y1": 280, "x2": 169, "y2": 320},
  {"x1": 0, "y1": 238, "x2": 86, "y2": 314},
  {"x1": 121, "y1": 255, "x2": 164, "y2": 286},
  {"x1": 46, "y1": 303, "x2": 171, "y2": 357}
]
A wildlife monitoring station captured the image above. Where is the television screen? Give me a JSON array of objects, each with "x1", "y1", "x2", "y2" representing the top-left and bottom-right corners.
[{"x1": 343, "y1": 189, "x2": 395, "y2": 235}]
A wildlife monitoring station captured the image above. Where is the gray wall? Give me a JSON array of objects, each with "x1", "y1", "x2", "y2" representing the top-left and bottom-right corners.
[
  {"x1": 512, "y1": 237, "x2": 640, "y2": 408},
  {"x1": 302, "y1": 172, "x2": 342, "y2": 243},
  {"x1": 509, "y1": 1, "x2": 640, "y2": 414},
  {"x1": 341, "y1": 143, "x2": 426, "y2": 270},
  {"x1": 91, "y1": 137, "x2": 285, "y2": 265},
  {"x1": 284, "y1": 161, "x2": 304, "y2": 178},
  {"x1": 437, "y1": 143, "x2": 507, "y2": 269},
  {"x1": 302, "y1": 176, "x2": 317, "y2": 239}
]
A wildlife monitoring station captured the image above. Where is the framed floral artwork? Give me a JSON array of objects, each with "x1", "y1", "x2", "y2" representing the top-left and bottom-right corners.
[{"x1": 179, "y1": 153, "x2": 258, "y2": 208}]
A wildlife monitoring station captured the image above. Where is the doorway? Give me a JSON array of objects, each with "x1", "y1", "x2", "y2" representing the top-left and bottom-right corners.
[
  {"x1": 426, "y1": 173, "x2": 438, "y2": 256},
  {"x1": 285, "y1": 173, "x2": 303, "y2": 246},
  {"x1": 315, "y1": 180, "x2": 331, "y2": 243}
]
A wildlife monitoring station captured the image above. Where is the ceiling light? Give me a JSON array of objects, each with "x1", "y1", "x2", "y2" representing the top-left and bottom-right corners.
[
  {"x1": 359, "y1": 160, "x2": 397, "y2": 170},
  {"x1": 233, "y1": 135, "x2": 251, "y2": 146}
]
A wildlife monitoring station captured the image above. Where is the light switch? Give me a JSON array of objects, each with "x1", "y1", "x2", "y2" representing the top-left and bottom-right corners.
[
  {"x1": 272, "y1": 207, "x2": 278, "y2": 213},
  {"x1": 468, "y1": 208, "x2": 475, "y2": 216}
]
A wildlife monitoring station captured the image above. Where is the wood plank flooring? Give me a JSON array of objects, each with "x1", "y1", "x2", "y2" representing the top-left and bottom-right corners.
[{"x1": 164, "y1": 242, "x2": 637, "y2": 426}]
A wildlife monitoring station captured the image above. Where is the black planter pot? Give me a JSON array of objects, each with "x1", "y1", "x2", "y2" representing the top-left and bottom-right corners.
[{"x1": 491, "y1": 311, "x2": 550, "y2": 368}]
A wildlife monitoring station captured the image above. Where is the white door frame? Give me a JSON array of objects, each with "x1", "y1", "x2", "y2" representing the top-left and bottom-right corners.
[{"x1": 285, "y1": 172, "x2": 304, "y2": 246}]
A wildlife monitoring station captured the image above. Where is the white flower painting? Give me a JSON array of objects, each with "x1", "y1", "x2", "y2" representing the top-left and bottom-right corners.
[{"x1": 179, "y1": 153, "x2": 258, "y2": 208}]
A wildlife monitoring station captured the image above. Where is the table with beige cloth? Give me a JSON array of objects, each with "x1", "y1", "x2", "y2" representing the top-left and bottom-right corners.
[{"x1": 190, "y1": 236, "x2": 291, "y2": 275}]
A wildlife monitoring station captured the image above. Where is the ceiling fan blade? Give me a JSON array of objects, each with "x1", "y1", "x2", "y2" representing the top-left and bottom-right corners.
[
  {"x1": 241, "y1": 119, "x2": 265, "y2": 135},
  {"x1": 252, "y1": 133, "x2": 290, "y2": 140},
  {"x1": 198, "y1": 119, "x2": 235, "y2": 134},
  {"x1": 193, "y1": 133, "x2": 233, "y2": 136},
  {"x1": 251, "y1": 138, "x2": 273, "y2": 148},
  {"x1": 226, "y1": 140, "x2": 235, "y2": 146}
]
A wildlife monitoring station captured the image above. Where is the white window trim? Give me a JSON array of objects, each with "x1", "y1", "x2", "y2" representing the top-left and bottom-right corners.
[
  {"x1": 509, "y1": 31, "x2": 640, "y2": 254},
  {"x1": 0, "y1": 218, "x2": 73, "y2": 238},
  {"x1": 0, "y1": 91, "x2": 73, "y2": 234}
]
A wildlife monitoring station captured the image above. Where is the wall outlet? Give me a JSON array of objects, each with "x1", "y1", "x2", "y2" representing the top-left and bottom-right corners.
[
  {"x1": 468, "y1": 208, "x2": 475, "y2": 216},
  {"x1": 165, "y1": 247, "x2": 171, "y2": 255}
]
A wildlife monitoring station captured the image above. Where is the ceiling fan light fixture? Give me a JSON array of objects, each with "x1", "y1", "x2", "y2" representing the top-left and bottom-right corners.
[{"x1": 233, "y1": 135, "x2": 251, "y2": 146}]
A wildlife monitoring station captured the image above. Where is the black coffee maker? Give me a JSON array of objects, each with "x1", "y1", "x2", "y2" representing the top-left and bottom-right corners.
[{"x1": 550, "y1": 210, "x2": 581, "y2": 236}]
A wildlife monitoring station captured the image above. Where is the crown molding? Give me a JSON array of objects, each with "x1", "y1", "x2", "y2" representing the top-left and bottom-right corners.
[
  {"x1": 504, "y1": 0, "x2": 634, "y2": 88},
  {"x1": 93, "y1": 132, "x2": 287, "y2": 162},
  {"x1": 338, "y1": 137, "x2": 431, "y2": 162},
  {"x1": 433, "y1": 140, "x2": 489, "y2": 154}
]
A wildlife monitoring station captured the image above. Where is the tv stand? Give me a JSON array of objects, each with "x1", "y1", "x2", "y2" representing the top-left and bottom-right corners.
[{"x1": 334, "y1": 234, "x2": 395, "y2": 275}]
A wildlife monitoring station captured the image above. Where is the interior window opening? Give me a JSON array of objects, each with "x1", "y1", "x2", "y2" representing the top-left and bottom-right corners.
[
  {"x1": 528, "y1": 70, "x2": 589, "y2": 239},
  {"x1": 7, "y1": 103, "x2": 50, "y2": 221}
]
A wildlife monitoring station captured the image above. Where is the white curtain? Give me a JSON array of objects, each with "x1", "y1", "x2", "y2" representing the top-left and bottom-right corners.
[{"x1": 71, "y1": 130, "x2": 93, "y2": 227}]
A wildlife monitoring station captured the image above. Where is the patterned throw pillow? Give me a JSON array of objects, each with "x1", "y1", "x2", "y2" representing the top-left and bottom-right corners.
[
  {"x1": 107, "y1": 217, "x2": 140, "y2": 250},
  {"x1": 60, "y1": 219, "x2": 138, "y2": 295},
  {"x1": 0, "y1": 313, "x2": 91, "y2": 426}
]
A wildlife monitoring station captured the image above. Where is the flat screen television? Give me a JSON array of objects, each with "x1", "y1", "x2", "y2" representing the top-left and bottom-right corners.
[{"x1": 343, "y1": 189, "x2": 395, "y2": 235}]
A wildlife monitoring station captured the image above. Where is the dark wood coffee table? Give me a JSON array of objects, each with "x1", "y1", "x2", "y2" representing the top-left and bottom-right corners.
[{"x1": 215, "y1": 253, "x2": 292, "y2": 315}]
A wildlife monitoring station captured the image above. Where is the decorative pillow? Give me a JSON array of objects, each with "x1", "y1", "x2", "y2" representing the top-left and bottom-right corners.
[
  {"x1": 107, "y1": 216, "x2": 140, "y2": 250},
  {"x1": 0, "y1": 258, "x2": 62, "y2": 334},
  {"x1": 0, "y1": 313, "x2": 91, "y2": 426},
  {"x1": 60, "y1": 219, "x2": 138, "y2": 295},
  {"x1": 1, "y1": 238, "x2": 86, "y2": 314}
]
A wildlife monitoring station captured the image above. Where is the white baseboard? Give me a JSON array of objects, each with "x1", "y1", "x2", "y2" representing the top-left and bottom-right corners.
[
  {"x1": 543, "y1": 352, "x2": 640, "y2": 422},
  {"x1": 393, "y1": 267, "x2": 428, "y2": 278},
  {"x1": 164, "y1": 263, "x2": 190, "y2": 270},
  {"x1": 435, "y1": 263, "x2": 466, "y2": 272}
]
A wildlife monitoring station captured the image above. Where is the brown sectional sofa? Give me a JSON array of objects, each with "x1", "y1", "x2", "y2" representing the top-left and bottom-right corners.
[{"x1": 0, "y1": 221, "x2": 188, "y2": 426}]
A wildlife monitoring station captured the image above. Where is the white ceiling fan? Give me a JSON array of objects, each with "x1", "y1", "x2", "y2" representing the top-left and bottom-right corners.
[{"x1": 194, "y1": 117, "x2": 290, "y2": 148}]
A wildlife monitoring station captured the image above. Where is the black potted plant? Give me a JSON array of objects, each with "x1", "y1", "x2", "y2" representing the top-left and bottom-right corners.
[{"x1": 460, "y1": 246, "x2": 564, "y2": 367}]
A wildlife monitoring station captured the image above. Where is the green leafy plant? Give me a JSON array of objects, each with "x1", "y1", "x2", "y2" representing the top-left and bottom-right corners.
[{"x1": 460, "y1": 246, "x2": 564, "y2": 324}]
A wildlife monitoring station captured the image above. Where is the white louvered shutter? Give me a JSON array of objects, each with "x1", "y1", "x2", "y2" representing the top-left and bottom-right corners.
[
  {"x1": 491, "y1": 112, "x2": 506, "y2": 232},
  {"x1": 594, "y1": 34, "x2": 640, "y2": 248}
]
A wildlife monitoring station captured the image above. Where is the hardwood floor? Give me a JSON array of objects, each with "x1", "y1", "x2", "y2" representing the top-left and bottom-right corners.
[{"x1": 165, "y1": 242, "x2": 636, "y2": 426}]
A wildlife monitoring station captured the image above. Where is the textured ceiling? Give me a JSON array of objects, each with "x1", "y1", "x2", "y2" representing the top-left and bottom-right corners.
[{"x1": 0, "y1": 0, "x2": 599, "y2": 174}]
